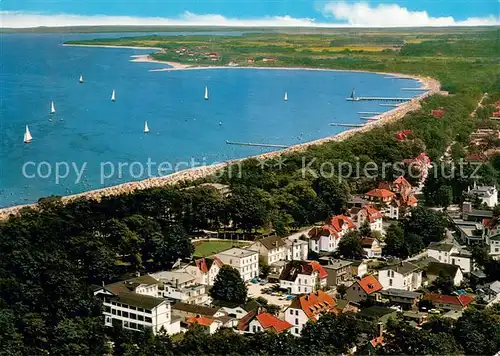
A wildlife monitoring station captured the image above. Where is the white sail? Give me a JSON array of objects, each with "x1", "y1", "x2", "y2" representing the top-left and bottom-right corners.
[
  {"x1": 50, "y1": 101, "x2": 56, "y2": 114},
  {"x1": 204, "y1": 86, "x2": 209, "y2": 100},
  {"x1": 284, "y1": 92, "x2": 288, "y2": 101},
  {"x1": 111, "y1": 90, "x2": 116, "y2": 102},
  {"x1": 79, "y1": 75, "x2": 84, "y2": 83},
  {"x1": 144, "y1": 121, "x2": 149, "y2": 133},
  {"x1": 24, "y1": 125, "x2": 32, "y2": 143}
]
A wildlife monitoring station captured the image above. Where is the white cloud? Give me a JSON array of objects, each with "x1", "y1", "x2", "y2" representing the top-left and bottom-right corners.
[
  {"x1": 322, "y1": 2, "x2": 499, "y2": 27},
  {"x1": 1, "y1": 5, "x2": 498, "y2": 28}
]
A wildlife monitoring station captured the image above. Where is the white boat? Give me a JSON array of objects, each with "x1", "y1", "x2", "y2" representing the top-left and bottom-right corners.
[
  {"x1": 24, "y1": 125, "x2": 32, "y2": 143},
  {"x1": 111, "y1": 90, "x2": 116, "y2": 102},
  {"x1": 50, "y1": 101, "x2": 56, "y2": 114},
  {"x1": 144, "y1": 121, "x2": 149, "y2": 133},
  {"x1": 79, "y1": 75, "x2": 84, "y2": 83},
  {"x1": 204, "y1": 86, "x2": 209, "y2": 100},
  {"x1": 284, "y1": 92, "x2": 288, "y2": 101}
]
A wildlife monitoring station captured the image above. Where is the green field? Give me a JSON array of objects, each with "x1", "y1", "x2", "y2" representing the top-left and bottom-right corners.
[{"x1": 193, "y1": 240, "x2": 251, "y2": 257}]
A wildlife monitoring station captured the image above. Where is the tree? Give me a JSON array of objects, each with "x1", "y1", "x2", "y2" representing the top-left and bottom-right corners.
[
  {"x1": 359, "y1": 220, "x2": 372, "y2": 237},
  {"x1": 384, "y1": 223, "x2": 409, "y2": 258},
  {"x1": 209, "y1": 265, "x2": 247, "y2": 304},
  {"x1": 336, "y1": 284, "x2": 348, "y2": 299},
  {"x1": 337, "y1": 231, "x2": 366, "y2": 260},
  {"x1": 454, "y1": 308, "x2": 500, "y2": 355},
  {"x1": 403, "y1": 207, "x2": 446, "y2": 245},
  {"x1": 435, "y1": 185, "x2": 453, "y2": 208},
  {"x1": 312, "y1": 176, "x2": 350, "y2": 219},
  {"x1": 430, "y1": 272, "x2": 455, "y2": 295},
  {"x1": 150, "y1": 224, "x2": 193, "y2": 271},
  {"x1": 227, "y1": 186, "x2": 270, "y2": 232}
]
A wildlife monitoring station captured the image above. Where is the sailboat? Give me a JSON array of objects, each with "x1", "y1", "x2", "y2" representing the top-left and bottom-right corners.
[
  {"x1": 24, "y1": 125, "x2": 32, "y2": 143},
  {"x1": 144, "y1": 121, "x2": 149, "y2": 133},
  {"x1": 50, "y1": 101, "x2": 56, "y2": 114},
  {"x1": 79, "y1": 75, "x2": 84, "y2": 83},
  {"x1": 204, "y1": 86, "x2": 209, "y2": 100},
  {"x1": 111, "y1": 90, "x2": 116, "y2": 102},
  {"x1": 349, "y1": 88, "x2": 359, "y2": 101},
  {"x1": 284, "y1": 92, "x2": 288, "y2": 101}
]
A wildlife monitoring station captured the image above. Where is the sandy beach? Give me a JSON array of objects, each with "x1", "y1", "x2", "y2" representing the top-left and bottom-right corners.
[{"x1": 0, "y1": 47, "x2": 442, "y2": 220}]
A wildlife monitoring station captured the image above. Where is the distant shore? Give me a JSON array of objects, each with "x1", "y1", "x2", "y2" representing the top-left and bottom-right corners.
[{"x1": 0, "y1": 45, "x2": 442, "y2": 220}]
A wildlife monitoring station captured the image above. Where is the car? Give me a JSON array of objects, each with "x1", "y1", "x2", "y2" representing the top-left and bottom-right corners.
[
  {"x1": 286, "y1": 295, "x2": 295, "y2": 300},
  {"x1": 428, "y1": 309, "x2": 441, "y2": 314},
  {"x1": 278, "y1": 296, "x2": 286, "y2": 300},
  {"x1": 250, "y1": 279, "x2": 259, "y2": 284}
]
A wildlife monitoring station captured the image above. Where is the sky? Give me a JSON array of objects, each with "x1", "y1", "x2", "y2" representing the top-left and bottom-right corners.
[{"x1": 1, "y1": 0, "x2": 499, "y2": 27}]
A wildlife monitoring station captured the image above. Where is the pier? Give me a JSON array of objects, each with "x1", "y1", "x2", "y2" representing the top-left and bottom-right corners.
[
  {"x1": 225, "y1": 140, "x2": 290, "y2": 149},
  {"x1": 360, "y1": 117, "x2": 379, "y2": 121},
  {"x1": 329, "y1": 123, "x2": 364, "y2": 128},
  {"x1": 347, "y1": 96, "x2": 412, "y2": 102},
  {"x1": 401, "y1": 88, "x2": 428, "y2": 91},
  {"x1": 358, "y1": 111, "x2": 382, "y2": 115},
  {"x1": 379, "y1": 103, "x2": 400, "y2": 107}
]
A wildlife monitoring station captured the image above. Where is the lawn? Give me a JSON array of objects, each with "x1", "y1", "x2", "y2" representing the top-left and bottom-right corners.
[{"x1": 193, "y1": 240, "x2": 251, "y2": 257}]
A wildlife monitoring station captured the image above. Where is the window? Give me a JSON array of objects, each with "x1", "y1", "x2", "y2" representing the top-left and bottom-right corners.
[
  {"x1": 104, "y1": 306, "x2": 111, "y2": 313},
  {"x1": 252, "y1": 325, "x2": 257, "y2": 332},
  {"x1": 290, "y1": 310, "x2": 294, "y2": 315},
  {"x1": 122, "y1": 311, "x2": 128, "y2": 318},
  {"x1": 130, "y1": 313, "x2": 137, "y2": 320},
  {"x1": 298, "y1": 278, "x2": 301, "y2": 284},
  {"x1": 145, "y1": 317, "x2": 152, "y2": 323},
  {"x1": 130, "y1": 322, "x2": 137, "y2": 330},
  {"x1": 123, "y1": 321, "x2": 129, "y2": 327},
  {"x1": 389, "y1": 279, "x2": 393, "y2": 286},
  {"x1": 295, "y1": 310, "x2": 298, "y2": 316},
  {"x1": 295, "y1": 318, "x2": 299, "y2": 325},
  {"x1": 452, "y1": 258, "x2": 456, "y2": 265},
  {"x1": 112, "y1": 309, "x2": 116, "y2": 315},
  {"x1": 116, "y1": 310, "x2": 121, "y2": 316},
  {"x1": 138, "y1": 308, "x2": 144, "y2": 313},
  {"x1": 138, "y1": 315, "x2": 144, "y2": 321}
]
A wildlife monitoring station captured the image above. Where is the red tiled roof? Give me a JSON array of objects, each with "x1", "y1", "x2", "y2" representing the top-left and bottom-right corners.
[
  {"x1": 279, "y1": 261, "x2": 328, "y2": 281},
  {"x1": 357, "y1": 275, "x2": 383, "y2": 294},
  {"x1": 256, "y1": 313, "x2": 292, "y2": 333},
  {"x1": 308, "y1": 225, "x2": 339, "y2": 240},
  {"x1": 361, "y1": 204, "x2": 383, "y2": 222},
  {"x1": 394, "y1": 175, "x2": 411, "y2": 187},
  {"x1": 492, "y1": 112, "x2": 500, "y2": 118},
  {"x1": 327, "y1": 215, "x2": 356, "y2": 232},
  {"x1": 366, "y1": 189, "x2": 395, "y2": 199},
  {"x1": 431, "y1": 109, "x2": 445, "y2": 118},
  {"x1": 288, "y1": 290, "x2": 336, "y2": 319},
  {"x1": 407, "y1": 195, "x2": 418, "y2": 206},
  {"x1": 195, "y1": 258, "x2": 208, "y2": 273},
  {"x1": 360, "y1": 237, "x2": 376, "y2": 248},
  {"x1": 186, "y1": 315, "x2": 215, "y2": 326},
  {"x1": 310, "y1": 261, "x2": 329, "y2": 279},
  {"x1": 370, "y1": 336, "x2": 385, "y2": 348},
  {"x1": 424, "y1": 293, "x2": 474, "y2": 306}
]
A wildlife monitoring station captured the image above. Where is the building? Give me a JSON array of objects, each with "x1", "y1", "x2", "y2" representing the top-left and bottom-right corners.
[
  {"x1": 486, "y1": 233, "x2": 500, "y2": 259},
  {"x1": 284, "y1": 290, "x2": 336, "y2": 336},
  {"x1": 94, "y1": 275, "x2": 181, "y2": 335},
  {"x1": 349, "y1": 260, "x2": 368, "y2": 278},
  {"x1": 308, "y1": 215, "x2": 356, "y2": 253},
  {"x1": 352, "y1": 205, "x2": 384, "y2": 233},
  {"x1": 247, "y1": 57, "x2": 255, "y2": 63},
  {"x1": 183, "y1": 257, "x2": 223, "y2": 286},
  {"x1": 279, "y1": 261, "x2": 328, "y2": 294},
  {"x1": 423, "y1": 293, "x2": 474, "y2": 311},
  {"x1": 237, "y1": 310, "x2": 292, "y2": 334},
  {"x1": 468, "y1": 183, "x2": 498, "y2": 208},
  {"x1": 262, "y1": 57, "x2": 276, "y2": 62},
  {"x1": 215, "y1": 248, "x2": 259, "y2": 281},
  {"x1": 356, "y1": 306, "x2": 398, "y2": 326},
  {"x1": 360, "y1": 237, "x2": 383, "y2": 258},
  {"x1": 378, "y1": 262, "x2": 422, "y2": 291},
  {"x1": 427, "y1": 242, "x2": 472, "y2": 273},
  {"x1": 425, "y1": 262, "x2": 464, "y2": 286},
  {"x1": 151, "y1": 271, "x2": 209, "y2": 304},
  {"x1": 323, "y1": 259, "x2": 353, "y2": 286},
  {"x1": 186, "y1": 315, "x2": 223, "y2": 334},
  {"x1": 379, "y1": 288, "x2": 422, "y2": 310},
  {"x1": 334, "y1": 299, "x2": 359, "y2": 314},
  {"x1": 214, "y1": 299, "x2": 262, "y2": 320},
  {"x1": 283, "y1": 237, "x2": 309, "y2": 261},
  {"x1": 248, "y1": 235, "x2": 287, "y2": 266},
  {"x1": 346, "y1": 275, "x2": 383, "y2": 303}
]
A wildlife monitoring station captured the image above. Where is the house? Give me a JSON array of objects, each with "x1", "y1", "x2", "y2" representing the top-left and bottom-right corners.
[
  {"x1": 171, "y1": 302, "x2": 225, "y2": 319},
  {"x1": 335, "y1": 299, "x2": 359, "y2": 314},
  {"x1": 279, "y1": 261, "x2": 328, "y2": 294},
  {"x1": 183, "y1": 257, "x2": 223, "y2": 286},
  {"x1": 360, "y1": 237, "x2": 383, "y2": 258},
  {"x1": 486, "y1": 233, "x2": 500, "y2": 259},
  {"x1": 94, "y1": 275, "x2": 181, "y2": 335},
  {"x1": 379, "y1": 288, "x2": 422, "y2": 310},
  {"x1": 214, "y1": 299, "x2": 262, "y2": 320},
  {"x1": 356, "y1": 306, "x2": 398, "y2": 326},
  {"x1": 323, "y1": 259, "x2": 353, "y2": 286},
  {"x1": 248, "y1": 235, "x2": 287, "y2": 266},
  {"x1": 237, "y1": 310, "x2": 292, "y2": 334},
  {"x1": 352, "y1": 205, "x2": 384, "y2": 233},
  {"x1": 346, "y1": 275, "x2": 383, "y2": 303},
  {"x1": 308, "y1": 215, "x2": 356, "y2": 253},
  {"x1": 262, "y1": 57, "x2": 276, "y2": 62},
  {"x1": 379, "y1": 262, "x2": 422, "y2": 291},
  {"x1": 425, "y1": 261, "x2": 464, "y2": 286},
  {"x1": 431, "y1": 107, "x2": 445, "y2": 118},
  {"x1": 427, "y1": 242, "x2": 472, "y2": 273},
  {"x1": 349, "y1": 260, "x2": 368, "y2": 278},
  {"x1": 423, "y1": 293, "x2": 474, "y2": 311},
  {"x1": 468, "y1": 183, "x2": 498, "y2": 208},
  {"x1": 284, "y1": 290, "x2": 336, "y2": 336},
  {"x1": 215, "y1": 248, "x2": 259, "y2": 281},
  {"x1": 186, "y1": 315, "x2": 223, "y2": 334},
  {"x1": 247, "y1": 57, "x2": 255, "y2": 63},
  {"x1": 394, "y1": 130, "x2": 413, "y2": 141},
  {"x1": 283, "y1": 236, "x2": 309, "y2": 261},
  {"x1": 151, "y1": 271, "x2": 209, "y2": 304},
  {"x1": 452, "y1": 218, "x2": 486, "y2": 245},
  {"x1": 477, "y1": 280, "x2": 500, "y2": 303},
  {"x1": 365, "y1": 189, "x2": 395, "y2": 204}
]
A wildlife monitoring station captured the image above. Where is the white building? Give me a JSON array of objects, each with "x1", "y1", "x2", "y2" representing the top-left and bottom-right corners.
[
  {"x1": 182, "y1": 257, "x2": 223, "y2": 286},
  {"x1": 360, "y1": 237, "x2": 383, "y2": 258},
  {"x1": 308, "y1": 215, "x2": 356, "y2": 253},
  {"x1": 426, "y1": 261, "x2": 464, "y2": 286},
  {"x1": 185, "y1": 315, "x2": 224, "y2": 334},
  {"x1": 352, "y1": 205, "x2": 384, "y2": 233},
  {"x1": 283, "y1": 236, "x2": 309, "y2": 261},
  {"x1": 94, "y1": 275, "x2": 181, "y2": 335},
  {"x1": 284, "y1": 290, "x2": 336, "y2": 336},
  {"x1": 151, "y1": 271, "x2": 209, "y2": 305},
  {"x1": 279, "y1": 261, "x2": 328, "y2": 295},
  {"x1": 248, "y1": 235, "x2": 287, "y2": 266},
  {"x1": 427, "y1": 242, "x2": 472, "y2": 273},
  {"x1": 379, "y1": 262, "x2": 422, "y2": 291},
  {"x1": 215, "y1": 248, "x2": 259, "y2": 281},
  {"x1": 237, "y1": 310, "x2": 292, "y2": 334},
  {"x1": 468, "y1": 183, "x2": 498, "y2": 208},
  {"x1": 486, "y1": 234, "x2": 500, "y2": 259}
]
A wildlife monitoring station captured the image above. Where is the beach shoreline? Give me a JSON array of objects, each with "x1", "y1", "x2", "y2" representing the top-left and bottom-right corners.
[{"x1": 0, "y1": 45, "x2": 442, "y2": 220}]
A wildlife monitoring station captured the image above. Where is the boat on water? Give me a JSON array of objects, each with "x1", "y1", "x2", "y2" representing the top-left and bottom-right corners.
[
  {"x1": 24, "y1": 125, "x2": 32, "y2": 143},
  {"x1": 347, "y1": 88, "x2": 360, "y2": 101},
  {"x1": 204, "y1": 86, "x2": 209, "y2": 100},
  {"x1": 50, "y1": 101, "x2": 56, "y2": 114},
  {"x1": 79, "y1": 75, "x2": 84, "y2": 83},
  {"x1": 111, "y1": 90, "x2": 116, "y2": 102},
  {"x1": 284, "y1": 92, "x2": 288, "y2": 101},
  {"x1": 144, "y1": 121, "x2": 149, "y2": 133}
]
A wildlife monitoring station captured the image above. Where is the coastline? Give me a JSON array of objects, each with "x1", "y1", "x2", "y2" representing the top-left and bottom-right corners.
[{"x1": 0, "y1": 47, "x2": 442, "y2": 220}]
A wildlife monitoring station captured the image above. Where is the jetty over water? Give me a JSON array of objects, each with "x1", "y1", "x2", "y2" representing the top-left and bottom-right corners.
[
  {"x1": 360, "y1": 117, "x2": 379, "y2": 121},
  {"x1": 329, "y1": 123, "x2": 364, "y2": 128},
  {"x1": 225, "y1": 140, "x2": 290, "y2": 149},
  {"x1": 346, "y1": 96, "x2": 412, "y2": 102},
  {"x1": 401, "y1": 88, "x2": 428, "y2": 91},
  {"x1": 358, "y1": 111, "x2": 382, "y2": 115},
  {"x1": 379, "y1": 103, "x2": 400, "y2": 107}
]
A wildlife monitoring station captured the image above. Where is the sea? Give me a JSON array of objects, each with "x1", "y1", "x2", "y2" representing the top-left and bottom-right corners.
[{"x1": 0, "y1": 32, "x2": 422, "y2": 207}]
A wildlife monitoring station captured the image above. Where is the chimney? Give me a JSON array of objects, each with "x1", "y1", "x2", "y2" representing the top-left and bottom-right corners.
[
  {"x1": 378, "y1": 322, "x2": 384, "y2": 337},
  {"x1": 463, "y1": 201, "x2": 472, "y2": 213},
  {"x1": 175, "y1": 278, "x2": 179, "y2": 288}
]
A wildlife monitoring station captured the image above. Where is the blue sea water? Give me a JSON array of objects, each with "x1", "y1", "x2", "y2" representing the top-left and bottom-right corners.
[{"x1": 0, "y1": 33, "x2": 421, "y2": 207}]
